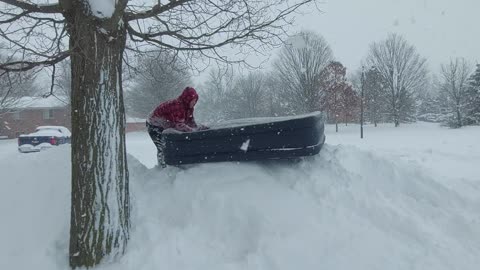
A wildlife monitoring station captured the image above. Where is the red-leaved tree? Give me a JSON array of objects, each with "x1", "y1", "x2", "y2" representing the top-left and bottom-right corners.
[{"x1": 320, "y1": 61, "x2": 356, "y2": 131}]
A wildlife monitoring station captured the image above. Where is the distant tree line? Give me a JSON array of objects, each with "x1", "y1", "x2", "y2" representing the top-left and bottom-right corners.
[{"x1": 128, "y1": 32, "x2": 480, "y2": 129}]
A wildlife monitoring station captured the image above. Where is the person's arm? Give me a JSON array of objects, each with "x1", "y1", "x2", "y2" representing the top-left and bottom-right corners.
[
  {"x1": 185, "y1": 108, "x2": 209, "y2": 130},
  {"x1": 169, "y1": 107, "x2": 194, "y2": 132},
  {"x1": 185, "y1": 108, "x2": 198, "y2": 128}
]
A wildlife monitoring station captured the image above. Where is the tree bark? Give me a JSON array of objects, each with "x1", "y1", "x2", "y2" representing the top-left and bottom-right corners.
[
  {"x1": 67, "y1": 6, "x2": 130, "y2": 268},
  {"x1": 456, "y1": 103, "x2": 462, "y2": 127},
  {"x1": 392, "y1": 97, "x2": 400, "y2": 127}
]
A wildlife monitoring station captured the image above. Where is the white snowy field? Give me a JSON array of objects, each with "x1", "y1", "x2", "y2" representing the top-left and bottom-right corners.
[{"x1": 1, "y1": 122, "x2": 479, "y2": 270}]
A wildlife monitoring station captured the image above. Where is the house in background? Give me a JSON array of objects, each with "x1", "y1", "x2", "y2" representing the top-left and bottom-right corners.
[
  {"x1": 126, "y1": 117, "x2": 146, "y2": 133},
  {"x1": 0, "y1": 96, "x2": 146, "y2": 139},
  {"x1": 0, "y1": 96, "x2": 71, "y2": 139}
]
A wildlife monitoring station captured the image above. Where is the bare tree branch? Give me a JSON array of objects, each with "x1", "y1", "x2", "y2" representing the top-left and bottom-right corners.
[
  {"x1": 125, "y1": 0, "x2": 193, "y2": 21},
  {"x1": 126, "y1": 0, "x2": 313, "y2": 66},
  {"x1": 273, "y1": 31, "x2": 333, "y2": 114},
  {"x1": 0, "y1": 51, "x2": 69, "y2": 72}
]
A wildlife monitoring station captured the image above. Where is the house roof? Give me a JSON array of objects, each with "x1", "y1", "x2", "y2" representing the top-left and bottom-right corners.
[
  {"x1": 8, "y1": 97, "x2": 146, "y2": 122},
  {"x1": 13, "y1": 96, "x2": 68, "y2": 109},
  {"x1": 126, "y1": 116, "x2": 145, "y2": 123}
]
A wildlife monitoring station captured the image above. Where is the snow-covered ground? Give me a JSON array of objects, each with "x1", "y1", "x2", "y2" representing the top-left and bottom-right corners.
[{"x1": 1, "y1": 122, "x2": 479, "y2": 270}]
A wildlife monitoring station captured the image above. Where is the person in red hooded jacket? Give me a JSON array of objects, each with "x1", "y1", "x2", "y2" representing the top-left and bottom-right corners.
[{"x1": 146, "y1": 86, "x2": 208, "y2": 167}]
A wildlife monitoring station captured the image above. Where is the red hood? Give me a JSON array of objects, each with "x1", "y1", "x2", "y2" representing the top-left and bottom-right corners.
[{"x1": 178, "y1": 87, "x2": 198, "y2": 106}]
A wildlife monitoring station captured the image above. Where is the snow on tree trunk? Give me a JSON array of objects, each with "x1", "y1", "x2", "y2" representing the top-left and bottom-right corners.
[
  {"x1": 456, "y1": 103, "x2": 462, "y2": 127},
  {"x1": 67, "y1": 3, "x2": 129, "y2": 268},
  {"x1": 392, "y1": 96, "x2": 400, "y2": 127}
]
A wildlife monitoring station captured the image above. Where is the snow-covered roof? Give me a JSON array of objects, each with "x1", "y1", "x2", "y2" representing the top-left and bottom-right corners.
[
  {"x1": 126, "y1": 116, "x2": 145, "y2": 123},
  {"x1": 20, "y1": 129, "x2": 64, "y2": 137},
  {"x1": 12, "y1": 96, "x2": 68, "y2": 109},
  {"x1": 36, "y1": 126, "x2": 71, "y2": 137}
]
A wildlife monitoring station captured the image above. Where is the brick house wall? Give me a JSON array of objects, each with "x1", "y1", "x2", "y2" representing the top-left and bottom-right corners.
[
  {"x1": 126, "y1": 122, "x2": 146, "y2": 133},
  {"x1": 126, "y1": 117, "x2": 146, "y2": 133},
  {"x1": 0, "y1": 95, "x2": 148, "y2": 139},
  {"x1": 0, "y1": 110, "x2": 147, "y2": 139},
  {"x1": 0, "y1": 107, "x2": 71, "y2": 139}
]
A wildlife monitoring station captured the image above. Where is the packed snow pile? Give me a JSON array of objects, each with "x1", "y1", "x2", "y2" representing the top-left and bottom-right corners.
[{"x1": 1, "y1": 123, "x2": 480, "y2": 270}]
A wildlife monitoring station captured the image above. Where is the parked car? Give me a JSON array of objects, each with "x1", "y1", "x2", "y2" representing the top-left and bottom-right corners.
[
  {"x1": 35, "y1": 126, "x2": 71, "y2": 143},
  {"x1": 18, "y1": 126, "x2": 71, "y2": 153}
]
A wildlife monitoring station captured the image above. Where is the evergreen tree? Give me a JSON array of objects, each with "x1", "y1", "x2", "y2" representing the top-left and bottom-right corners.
[
  {"x1": 439, "y1": 58, "x2": 473, "y2": 128},
  {"x1": 465, "y1": 64, "x2": 480, "y2": 125},
  {"x1": 364, "y1": 67, "x2": 388, "y2": 126},
  {"x1": 416, "y1": 89, "x2": 444, "y2": 123}
]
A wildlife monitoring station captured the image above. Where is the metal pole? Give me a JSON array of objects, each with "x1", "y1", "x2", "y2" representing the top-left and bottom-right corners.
[{"x1": 360, "y1": 66, "x2": 365, "y2": 139}]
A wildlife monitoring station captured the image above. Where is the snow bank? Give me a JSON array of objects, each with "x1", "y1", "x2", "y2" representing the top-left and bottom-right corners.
[{"x1": 326, "y1": 122, "x2": 480, "y2": 201}]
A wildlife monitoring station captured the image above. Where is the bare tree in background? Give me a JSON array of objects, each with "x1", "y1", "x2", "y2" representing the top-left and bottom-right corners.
[
  {"x1": 126, "y1": 53, "x2": 191, "y2": 118},
  {"x1": 229, "y1": 72, "x2": 268, "y2": 118},
  {"x1": 440, "y1": 58, "x2": 473, "y2": 128},
  {"x1": 0, "y1": 52, "x2": 37, "y2": 136},
  {"x1": 0, "y1": 70, "x2": 35, "y2": 114},
  {"x1": 53, "y1": 60, "x2": 71, "y2": 103},
  {"x1": 0, "y1": 52, "x2": 36, "y2": 114},
  {"x1": 197, "y1": 67, "x2": 234, "y2": 123},
  {"x1": 366, "y1": 33, "x2": 427, "y2": 127},
  {"x1": 0, "y1": 0, "x2": 317, "y2": 268},
  {"x1": 263, "y1": 72, "x2": 284, "y2": 117},
  {"x1": 273, "y1": 31, "x2": 333, "y2": 114},
  {"x1": 200, "y1": 70, "x2": 282, "y2": 121}
]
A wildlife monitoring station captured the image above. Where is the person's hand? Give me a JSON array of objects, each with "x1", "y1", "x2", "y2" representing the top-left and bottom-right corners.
[
  {"x1": 197, "y1": 125, "x2": 209, "y2": 131},
  {"x1": 175, "y1": 123, "x2": 193, "y2": 132}
]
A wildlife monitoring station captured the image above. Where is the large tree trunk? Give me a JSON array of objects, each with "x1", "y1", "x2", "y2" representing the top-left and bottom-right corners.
[{"x1": 67, "y1": 5, "x2": 130, "y2": 268}]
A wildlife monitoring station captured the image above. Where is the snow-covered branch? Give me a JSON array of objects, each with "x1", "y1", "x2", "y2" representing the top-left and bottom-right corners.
[{"x1": 0, "y1": 0, "x2": 61, "y2": 13}]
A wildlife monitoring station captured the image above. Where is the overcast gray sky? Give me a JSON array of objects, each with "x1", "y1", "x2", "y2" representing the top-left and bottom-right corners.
[{"x1": 292, "y1": 0, "x2": 479, "y2": 74}]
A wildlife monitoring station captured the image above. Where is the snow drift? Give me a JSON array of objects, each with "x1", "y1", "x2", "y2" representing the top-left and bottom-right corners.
[{"x1": 120, "y1": 145, "x2": 480, "y2": 270}]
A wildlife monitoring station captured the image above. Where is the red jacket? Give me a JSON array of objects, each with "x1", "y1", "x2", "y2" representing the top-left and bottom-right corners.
[{"x1": 147, "y1": 87, "x2": 199, "y2": 132}]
